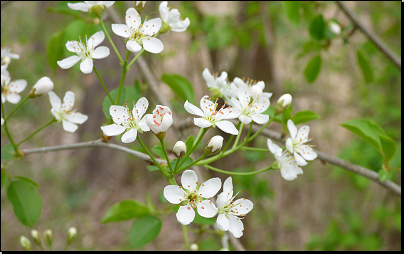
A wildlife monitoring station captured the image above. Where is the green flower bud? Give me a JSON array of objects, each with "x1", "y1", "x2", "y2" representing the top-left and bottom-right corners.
[
  {"x1": 31, "y1": 230, "x2": 41, "y2": 246},
  {"x1": 67, "y1": 227, "x2": 77, "y2": 245},
  {"x1": 190, "y1": 243, "x2": 199, "y2": 251},
  {"x1": 274, "y1": 94, "x2": 292, "y2": 115},
  {"x1": 159, "y1": 21, "x2": 171, "y2": 34},
  {"x1": 43, "y1": 229, "x2": 53, "y2": 248},
  {"x1": 20, "y1": 235, "x2": 32, "y2": 251},
  {"x1": 134, "y1": 1, "x2": 147, "y2": 14},
  {"x1": 173, "y1": 141, "x2": 187, "y2": 157},
  {"x1": 204, "y1": 135, "x2": 224, "y2": 156},
  {"x1": 91, "y1": 4, "x2": 104, "y2": 18}
]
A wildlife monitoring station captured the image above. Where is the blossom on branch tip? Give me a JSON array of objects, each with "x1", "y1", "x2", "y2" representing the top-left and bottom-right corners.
[
  {"x1": 286, "y1": 119, "x2": 317, "y2": 166},
  {"x1": 57, "y1": 31, "x2": 110, "y2": 74},
  {"x1": 267, "y1": 138, "x2": 303, "y2": 181},
  {"x1": 159, "y1": 1, "x2": 190, "y2": 33},
  {"x1": 67, "y1": 1, "x2": 115, "y2": 12},
  {"x1": 163, "y1": 170, "x2": 221, "y2": 225},
  {"x1": 202, "y1": 68, "x2": 235, "y2": 101},
  {"x1": 216, "y1": 177, "x2": 253, "y2": 238},
  {"x1": 112, "y1": 8, "x2": 164, "y2": 53},
  {"x1": 1, "y1": 75, "x2": 27, "y2": 104},
  {"x1": 101, "y1": 97, "x2": 150, "y2": 143},
  {"x1": 231, "y1": 77, "x2": 272, "y2": 100},
  {"x1": 231, "y1": 90, "x2": 270, "y2": 125},
  {"x1": 145, "y1": 105, "x2": 173, "y2": 135},
  {"x1": 184, "y1": 95, "x2": 240, "y2": 135},
  {"x1": 48, "y1": 91, "x2": 88, "y2": 133}
]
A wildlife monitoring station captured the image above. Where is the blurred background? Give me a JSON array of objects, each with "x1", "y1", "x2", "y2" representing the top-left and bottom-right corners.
[{"x1": 1, "y1": 1, "x2": 401, "y2": 251}]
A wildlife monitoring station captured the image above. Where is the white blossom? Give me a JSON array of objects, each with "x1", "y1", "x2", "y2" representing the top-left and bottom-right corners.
[
  {"x1": 1, "y1": 75, "x2": 27, "y2": 104},
  {"x1": 112, "y1": 8, "x2": 164, "y2": 53},
  {"x1": 184, "y1": 95, "x2": 240, "y2": 135},
  {"x1": 163, "y1": 170, "x2": 221, "y2": 225},
  {"x1": 57, "y1": 31, "x2": 110, "y2": 74},
  {"x1": 230, "y1": 77, "x2": 272, "y2": 100},
  {"x1": 216, "y1": 177, "x2": 253, "y2": 238},
  {"x1": 159, "y1": 1, "x2": 190, "y2": 32},
  {"x1": 67, "y1": 1, "x2": 115, "y2": 12},
  {"x1": 267, "y1": 138, "x2": 303, "y2": 181},
  {"x1": 101, "y1": 97, "x2": 150, "y2": 143},
  {"x1": 231, "y1": 90, "x2": 270, "y2": 125},
  {"x1": 202, "y1": 68, "x2": 236, "y2": 101},
  {"x1": 285, "y1": 120, "x2": 317, "y2": 166},
  {"x1": 31, "y1": 77, "x2": 54, "y2": 97},
  {"x1": 145, "y1": 105, "x2": 173, "y2": 134},
  {"x1": 48, "y1": 91, "x2": 88, "y2": 133}
]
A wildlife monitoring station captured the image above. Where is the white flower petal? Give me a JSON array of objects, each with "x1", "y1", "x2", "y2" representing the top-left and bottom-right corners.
[
  {"x1": 280, "y1": 165, "x2": 303, "y2": 181},
  {"x1": 181, "y1": 170, "x2": 198, "y2": 191},
  {"x1": 65, "y1": 112, "x2": 88, "y2": 124},
  {"x1": 103, "y1": 1, "x2": 115, "y2": 8},
  {"x1": 62, "y1": 120, "x2": 78, "y2": 133},
  {"x1": 228, "y1": 216, "x2": 244, "y2": 238},
  {"x1": 67, "y1": 2, "x2": 90, "y2": 12},
  {"x1": 121, "y1": 128, "x2": 137, "y2": 143},
  {"x1": 287, "y1": 119, "x2": 297, "y2": 139},
  {"x1": 134, "y1": 97, "x2": 149, "y2": 119},
  {"x1": 216, "y1": 192, "x2": 229, "y2": 209},
  {"x1": 184, "y1": 100, "x2": 204, "y2": 117},
  {"x1": 142, "y1": 18, "x2": 162, "y2": 36},
  {"x1": 6, "y1": 93, "x2": 21, "y2": 104},
  {"x1": 299, "y1": 146, "x2": 317, "y2": 161},
  {"x1": 126, "y1": 40, "x2": 142, "y2": 52},
  {"x1": 92, "y1": 46, "x2": 110, "y2": 59},
  {"x1": 267, "y1": 138, "x2": 280, "y2": 154},
  {"x1": 57, "y1": 55, "x2": 80, "y2": 69},
  {"x1": 286, "y1": 138, "x2": 293, "y2": 153},
  {"x1": 159, "y1": 1, "x2": 169, "y2": 22},
  {"x1": 111, "y1": 24, "x2": 130, "y2": 38},
  {"x1": 125, "y1": 8, "x2": 141, "y2": 29},
  {"x1": 142, "y1": 37, "x2": 164, "y2": 54},
  {"x1": 48, "y1": 91, "x2": 61, "y2": 110},
  {"x1": 216, "y1": 120, "x2": 239, "y2": 135},
  {"x1": 216, "y1": 214, "x2": 230, "y2": 231},
  {"x1": 62, "y1": 91, "x2": 75, "y2": 111},
  {"x1": 198, "y1": 177, "x2": 221, "y2": 198},
  {"x1": 89, "y1": 31, "x2": 105, "y2": 48},
  {"x1": 197, "y1": 200, "x2": 218, "y2": 218},
  {"x1": 110, "y1": 105, "x2": 129, "y2": 125},
  {"x1": 294, "y1": 151, "x2": 308, "y2": 166},
  {"x1": 252, "y1": 113, "x2": 269, "y2": 124},
  {"x1": 222, "y1": 177, "x2": 233, "y2": 199},
  {"x1": 80, "y1": 58, "x2": 93, "y2": 74},
  {"x1": 163, "y1": 185, "x2": 186, "y2": 204},
  {"x1": 170, "y1": 18, "x2": 190, "y2": 32},
  {"x1": 138, "y1": 116, "x2": 150, "y2": 132},
  {"x1": 239, "y1": 115, "x2": 252, "y2": 124},
  {"x1": 176, "y1": 205, "x2": 195, "y2": 225},
  {"x1": 194, "y1": 118, "x2": 212, "y2": 128},
  {"x1": 233, "y1": 198, "x2": 253, "y2": 215},
  {"x1": 9, "y1": 79, "x2": 26, "y2": 93},
  {"x1": 66, "y1": 41, "x2": 79, "y2": 53},
  {"x1": 101, "y1": 124, "x2": 126, "y2": 136}
]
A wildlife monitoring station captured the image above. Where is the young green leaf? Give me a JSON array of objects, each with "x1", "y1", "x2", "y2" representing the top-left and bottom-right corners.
[
  {"x1": 185, "y1": 135, "x2": 194, "y2": 151},
  {"x1": 46, "y1": 30, "x2": 66, "y2": 74},
  {"x1": 378, "y1": 169, "x2": 394, "y2": 182},
  {"x1": 304, "y1": 55, "x2": 322, "y2": 83},
  {"x1": 192, "y1": 212, "x2": 216, "y2": 225},
  {"x1": 341, "y1": 118, "x2": 386, "y2": 151},
  {"x1": 101, "y1": 200, "x2": 150, "y2": 223},
  {"x1": 151, "y1": 144, "x2": 165, "y2": 158},
  {"x1": 129, "y1": 215, "x2": 162, "y2": 249},
  {"x1": 12, "y1": 176, "x2": 39, "y2": 188},
  {"x1": 379, "y1": 134, "x2": 396, "y2": 163},
  {"x1": 1, "y1": 169, "x2": 7, "y2": 190},
  {"x1": 1, "y1": 144, "x2": 15, "y2": 162},
  {"x1": 309, "y1": 14, "x2": 325, "y2": 40},
  {"x1": 7, "y1": 180, "x2": 42, "y2": 227},
  {"x1": 146, "y1": 165, "x2": 160, "y2": 172},
  {"x1": 283, "y1": 1, "x2": 301, "y2": 26},
  {"x1": 161, "y1": 74, "x2": 195, "y2": 104},
  {"x1": 292, "y1": 110, "x2": 321, "y2": 125},
  {"x1": 357, "y1": 50, "x2": 373, "y2": 83}
]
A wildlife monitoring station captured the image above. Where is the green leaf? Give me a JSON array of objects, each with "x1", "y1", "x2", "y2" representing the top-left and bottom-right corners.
[
  {"x1": 12, "y1": 176, "x2": 39, "y2": 188},
  {"x1": 102, "y1": 87, "x2": 127, "y2": 119},
  {"x1": 193, "y1": 212, "x2": 216, "y2": 225},
  {"x1": 145, "y1": 193, "x2": 156, "y2": 214},
  {"x1": 46, "y1": 1, "x2": 83, "y2": 18},
  {"x1": 304, "y1": 55, "x2": 322, "y2": 83},
  {"x1": 1, "y1": 169, "x2": 7, "y2": 190},
  {"x1": 357, "y1": 50, "x2": 373, "y2": 83},
  {"x1": 1, "y1": 144, "x2": 15, "y2": 162},
  {"x1": 161, "y1": 74, "x2": 195, "y2": 104},
  {"x1": 282, "y1": 105, "x2": 293, "y2": 122},
  {"x1": 309, "y1": 14, "x2": 325, "y2": 40},
  {"x1": 101, "y1": 200, "x2": 150, "y2": 223},
  {"x1": 7, "y1": 180, "x2": 42, "y2": 227},
  {"x1": 185, "y1": 135, "x2": 194, "y2": 151},
  {"x1": 378, "y1": 169, "x2": 394, "y2": 182},
  {"x1": 379, "y1": 134, "x2": 396, "y2": 163},
  {"x1": 129, "y1": 215, "x2": 162, "y2": 249},
  {"x1": 283, "y1": 1, "x2": 301, "y2": 26},
  {"x1": 151, "y1": 145, "x2": 165, "y2": 158},
  {"x1": 292, "y1": 110, "x2": 321, "y2": 125},
  {"x1": 263, "y1": 106, "x2": 281, "y2": 123},
  {"x1": 173, "y1": 157, "x2": 194, "y2": 173},
  {"x1": 125, "y1": 84, "x2": 142, "y2": 104},
  {"x1": 341, "y1": 118, "x2": 386, "y2": 151},
  {"x1": 146, "y1": 165, "x2": 160, "y2": 172},
  {"x1": 46, "y1": 30, "x2": 66, "y2": 74}
]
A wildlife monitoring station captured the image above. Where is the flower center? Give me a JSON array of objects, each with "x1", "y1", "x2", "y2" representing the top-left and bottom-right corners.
[
  {"x1": 218, "y1": 191, "x2": 246, "y2": 219},
  {"x1": 203, "y1": 96, "x2": 232, "y2": 124},
  {"x1": 73, "y1": 35, "x2": 94, "y2": 61}
]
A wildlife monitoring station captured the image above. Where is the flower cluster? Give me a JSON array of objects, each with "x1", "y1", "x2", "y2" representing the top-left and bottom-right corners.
[{"x1": 164, "y1": 170, "x2": 253, "y2": 238}]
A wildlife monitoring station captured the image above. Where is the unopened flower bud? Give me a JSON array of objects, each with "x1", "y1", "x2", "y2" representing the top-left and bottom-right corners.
[
  {"x1": 159, "y1": 21, "x2": 171, "y2": 34},
  {"x1": 31, "y1": 229, "x2": 41, "y2": 246},
  {"x1": 328, "y1": 21, "x2": 341, "y2": 35},
  {"x1": 274, "y1": 94, "x2": 292, "y2": 115},
  {"x1": 2, "y1": 56, "x2": 11, "y2": 66},
  {"x1": 173, "y1": 141, "x2": 186, "y2": 157},
  {"x1": 205, "y1": 135, "x2": 224, "y2": 156},
  {"x1": 20, "y1": 236, "x2": 32, "y2": 251},
  {"x1": 91, "y1": 4, "x2": 104, "y2": 17},
  {"x1": 29, "y1": 77, "x2": 54, "y2": 98},
  {"x1": 43, "y1": 229, "x2": 53, "y2": 248},
  {"x1": 250, "y1": 85, "x2": 263, "y2": 99},
  {"x1": 190, "y1": 243, "x2": 199, "y2": 251},
  {"x1": 146, "y1": 106, "x2": 173, "y2": 139},
  {"x1": 67, "y1": 227, "x2": 77, "y2": 245},
  {"x1": 134, "y1": 1, "x2": 147, "y2": 14}
]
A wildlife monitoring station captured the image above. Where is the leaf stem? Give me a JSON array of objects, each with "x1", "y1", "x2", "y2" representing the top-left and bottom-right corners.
[
  {"x1": 160, "y1": 139, "x2": 173, "y2": 173},
  {"x1": 93, "y1": 66, "x2": 114, "y2": 104},
  {"x1": 99, "y1": 18, "x2": 123, "y2": 64},
  {"x1": 1, "y1": 99, "x2": 19, "y2": 153},
  {"x1": 176, "y1": 128, "x2": 208, "y2": 170},
  {"x1": 116, "y1": 50, "x2": 130, "y2": 104},
  {"x1": 17, "y1": 118, "x2": 56, "y2": 146},
  {"x1": 204, "y1": 164, "x2": 274, "y2": 176},
  {"x1": 5, "y1": 95, "x2": 29, "y2": 122}
]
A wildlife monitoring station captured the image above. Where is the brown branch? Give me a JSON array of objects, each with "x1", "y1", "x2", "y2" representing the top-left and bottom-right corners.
[{"x1": 336, "y1": 1, "x2": 401, "y2": 70}]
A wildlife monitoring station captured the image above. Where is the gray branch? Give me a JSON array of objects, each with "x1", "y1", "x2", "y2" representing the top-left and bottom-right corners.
[{"x1": 336, "y1": 1, "x2": 401, "y2": 70}]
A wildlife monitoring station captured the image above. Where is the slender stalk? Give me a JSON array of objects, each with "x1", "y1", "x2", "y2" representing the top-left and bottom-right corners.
[
  {"x1": 221, "y1": 134, "x2": 234, "y2": 154},
  {"x1": 160, "y1": 139, "x2": 173, "y2": 173},
  {"x1": 176, "y1": 128, "x2": 208, "y2": 170},
  {"x1": 204, "y1": 164, "x2": 273, "y2": 176},
  {"x1": 182, "y1": 225, "x2": 190, "y2": 250},
  {"x1": 5, "y1": 95, "x2": 29, "y2": 122},
  {"x1": 137, "y1": 136, "x2": 163, "y2": 171},
  {"x1": 99, "y1": 18, "x2": 123, "y2": 64},
  {"x1": 93, "y1": 66, "x2": 114, "y2": 104},
  {"x1": 1, "y1": 99, "x2": 19, "y2": 153},
  {"x1": 246, "y1": 117, "x2": 273, "y2": 142},
  {"x1": 244, "y1": 122, "x2": 253, "y2": 141},
  {"x1": 116, "y1": 50, "x2": 130, "y2": 104},
  {"x1": 241, "y1": 146, "x2": 270, "y2": 152},
  {"x1": 232, "y1": 122, "x2": 244, "y2": 149},
  {"x1": 176, "y1": 154, "x2": 206, "y2": 174},
  {"x1": 17, "y1": 118, "x2": 56, "y2": 146},
  {"x1": 126, "y1": 48, "x2": 145, "y2": 71}
]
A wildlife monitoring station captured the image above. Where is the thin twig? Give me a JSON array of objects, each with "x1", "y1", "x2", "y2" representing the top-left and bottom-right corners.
[{"x1": 336, "y1": 1, "x2": 401, "y2": 70}]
